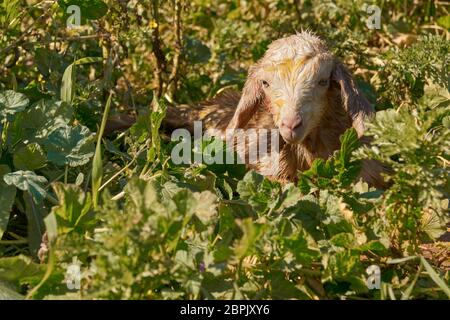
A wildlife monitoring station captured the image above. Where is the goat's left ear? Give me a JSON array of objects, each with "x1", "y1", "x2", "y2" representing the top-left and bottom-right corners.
[{"x1": 331, "y1": 61, "x2": 374, "y2": 137}]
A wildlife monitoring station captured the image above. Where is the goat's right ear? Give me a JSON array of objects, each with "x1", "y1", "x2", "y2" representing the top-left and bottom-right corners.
[
  {"x1": 227, "y1": 66, "x2": 264, "y2": 130},
  {"x1": 331, "y1": 61, "x2": 374, "y2": 137}
]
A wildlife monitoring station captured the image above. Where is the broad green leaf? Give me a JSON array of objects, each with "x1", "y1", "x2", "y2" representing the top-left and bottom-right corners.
[
  {"x1": 6, "y1": 99, "x2": 73, "y2": 147},
  {"x1": 51, "y1": 183, "x2": 93, "y2": 234},
  {"x1": 319, "y1": 191, "x2": 353, "y2": 236},
  {"x1": 183, "y1": 168, "x2": 217, "y2": 192},
  {"x1": 125, "y1": 178, "x2": 160, "y2": 211},
  {"x1": 299, "y1": 128, "x2": 362, "y2": 191},
  {"x1": 284, "y1": 196, "x2": 323, "y2": 239},
  {"x1": 13, "y1": 143, "x2": 47, "y2": 170},
  {"x1": 171, "y1": 190, "x2": 198, "y2": 226},
  {"x1": 322, "y1": 250, "x2": 362, "y2": 283},
  {"x1": 192, "y1": 191, "x2": 218, "y2": 225},
  {"x1": 0, "y1": 255, "x2": 45, "y2": 284},
  {"x1": 0, "y1": 165, "x2": 16, "y2": 238},
  {"x1": 237, "y1": 171, "x2": 281, "y2": 213},
  {"x1": 237, "y1": 171, "x2": 263, "y2": 200},
  {"x1": 277, "y1": 183, "x2": 302, "y2": 211},
  {"x1": 199, "y1": 138, "x2": 246, "y2": 178},
  {"x1": 0, "y1": 90, "x2": 29, "y2": 120},
  {"x1": 43, "y1": 124, "x2": 95, "y2": 167},
  {"x1": 3, "y1": 170, "x2": 48, "y2": 202},
  {"x1": 233, "y1": 218, "x2": 264, "y2": 259},
  {"x1": 270, "y1": 271, "x2": 310, "y2": 299},
  {"x1": 283, "y1": 231, "x2": 320, "y2": 266}
]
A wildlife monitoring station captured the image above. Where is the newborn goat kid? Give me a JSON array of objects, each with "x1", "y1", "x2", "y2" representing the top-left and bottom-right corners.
[{"x1": 167, "y1": 32, "x2": 385, "y2": 187}]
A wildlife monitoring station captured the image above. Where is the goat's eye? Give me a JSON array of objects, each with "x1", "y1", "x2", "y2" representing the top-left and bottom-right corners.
[
  {"x1": 262, "y1": 80, "x2": 270, "y2": 88},
  {"x1": 318, "y1": 79, "x2": 329, "y2": 86}
]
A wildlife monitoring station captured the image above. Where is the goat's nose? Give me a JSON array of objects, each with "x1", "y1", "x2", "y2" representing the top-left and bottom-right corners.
[{"x1": 281, "y1": 117, "x2": 302, "y2": 131}]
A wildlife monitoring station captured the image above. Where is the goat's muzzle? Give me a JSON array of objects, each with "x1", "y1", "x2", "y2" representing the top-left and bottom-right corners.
[{"x1": 280, "y1": 115, "x2": 303, "y2": 143}]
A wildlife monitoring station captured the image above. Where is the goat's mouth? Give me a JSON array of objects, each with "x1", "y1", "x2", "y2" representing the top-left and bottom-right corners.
[
  {"x1": 279, "y1": 125, "x2": 306, "y2": 144},
  {"x1": 279, "y1": 113, "x2": 306, "y2": 144}
]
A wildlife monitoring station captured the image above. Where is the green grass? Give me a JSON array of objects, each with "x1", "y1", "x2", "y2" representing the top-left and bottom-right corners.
[{"x1": 0, "y1": 0, "x2": 449, "y2": 300}]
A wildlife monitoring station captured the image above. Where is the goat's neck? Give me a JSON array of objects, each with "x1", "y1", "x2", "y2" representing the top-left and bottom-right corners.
[{"x1": 277, "y1": 105, "x2": 350, "y2": 181}]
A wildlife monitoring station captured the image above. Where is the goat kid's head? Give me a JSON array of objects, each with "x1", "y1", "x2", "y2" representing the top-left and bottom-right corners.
[{"x1": 227, "y1": 32, "x2": 373, "y2": 144}]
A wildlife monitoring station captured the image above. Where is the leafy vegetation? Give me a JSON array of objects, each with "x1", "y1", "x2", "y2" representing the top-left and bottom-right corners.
[{"x1": 0, "y1": 0, "x2": 449, "y2": 300}]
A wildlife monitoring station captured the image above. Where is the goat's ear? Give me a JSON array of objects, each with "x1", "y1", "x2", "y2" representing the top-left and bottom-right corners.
[
  {"x1": 227, "y1": 66, "x2": 264, "y2": 129},
  {"x1": 331, "y1": 61, "x2": 374, "y2": 137}
]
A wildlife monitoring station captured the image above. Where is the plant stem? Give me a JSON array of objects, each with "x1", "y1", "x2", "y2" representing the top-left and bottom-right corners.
[
  {"x1": 167, "y1": 0, "x2": 183, "y2": 100},
  {"x1": 64, "y1": 165, "x2": 68, "y2": 184},
  {"x1": 150, "y1": 0, "x2": 167, "y2": 97}
]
